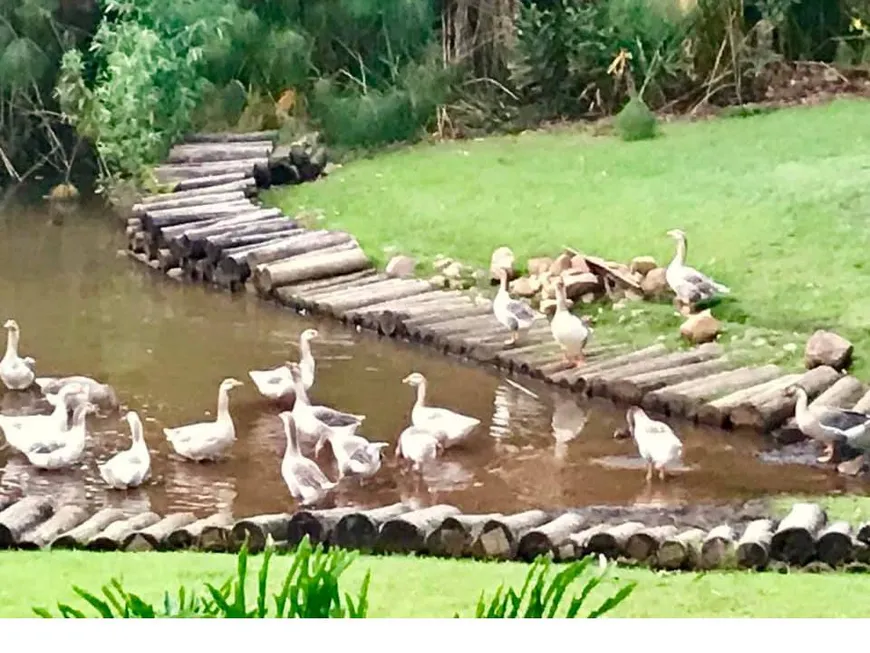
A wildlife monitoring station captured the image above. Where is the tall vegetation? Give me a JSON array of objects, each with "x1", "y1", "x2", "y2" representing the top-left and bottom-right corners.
[{"x1": 4, "y1": 0, "x2": 870, "y2": 186}]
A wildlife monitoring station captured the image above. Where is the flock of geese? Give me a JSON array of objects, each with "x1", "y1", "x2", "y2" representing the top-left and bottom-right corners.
[{"x1": 2, "y1": 227, "x2": 868, "y2": 508}]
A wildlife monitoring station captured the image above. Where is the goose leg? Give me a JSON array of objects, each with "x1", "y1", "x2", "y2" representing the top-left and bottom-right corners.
[
  {"x1": 658, "y1": 466, "x2": 667, "y2": 482},
  {"x1": 504, "y1": 331, "x2": 518, "y2": 346},
  {"x1": 645, "y1": 462, "x2": 653, "y2": 482},
  {"x1": 817, "y1": 443, "x2": 835, "y2": 464},
  {"x1": 573, "y1": 351, "x2": 587, "y2": 368}
]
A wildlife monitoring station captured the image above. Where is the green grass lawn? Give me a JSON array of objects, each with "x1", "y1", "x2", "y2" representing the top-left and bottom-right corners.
[
  {"x1": 5, "y1": 547, "x2": 870, "y2": 618},
  {"x1": 265, "y1": 98, "x2": 870, "y2": 377}
]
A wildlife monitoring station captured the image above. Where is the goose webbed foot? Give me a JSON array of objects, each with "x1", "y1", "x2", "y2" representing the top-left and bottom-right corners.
[{"x1": 817, "y1": 443, "x2": 835, "y2": 464}]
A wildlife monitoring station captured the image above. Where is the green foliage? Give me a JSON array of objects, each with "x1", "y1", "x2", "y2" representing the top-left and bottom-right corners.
[
  {"x1": 614, "y1": 95, "x2": 658, "y2": 141},
  {"x1": 32, "y1": 536, "x2": 371, "y2": 619},
  {"x1": 471, "y1": 555, "x2": 636, "y2": 618}
]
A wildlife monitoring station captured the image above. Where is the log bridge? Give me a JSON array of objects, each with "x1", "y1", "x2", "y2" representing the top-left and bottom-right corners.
[
  {"x1": 1, "y1": 496, "x2": 868, "y2": 572},
  {"x1": 123, "y1": 132, "x2": 869, "y2": 439}
]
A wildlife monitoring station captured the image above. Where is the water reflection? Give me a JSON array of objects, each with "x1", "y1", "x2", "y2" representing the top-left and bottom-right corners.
[{"x1": 0, "y1": 198, "x2": 863, "y2": 517}]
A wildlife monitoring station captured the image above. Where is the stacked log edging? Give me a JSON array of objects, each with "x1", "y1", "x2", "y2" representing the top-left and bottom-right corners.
[
  {"x1": 125, "y1": 131, "x2": 865, "y2": 438},
  {"x1": 2, "y1": 497, "x2": 869, "y2": 572}
]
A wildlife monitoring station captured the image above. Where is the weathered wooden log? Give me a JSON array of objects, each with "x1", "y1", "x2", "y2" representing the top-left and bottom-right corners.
[
  {"x1": 625, "y1": 525, "x2": 678, "y2": 564},
  {"x1": 133, "y1": 190, "x2": 246, "y2": 216},
  {"x1": 213, "y1": 239, "x2": 302, "y2": 286},
  {"x1": 468, "y1": 510, "x2": 551, "y2": 560},
  {"x1": 165, "y1": 513, "x2": 234, "y2": 550},
  {"x1": 157, "y1": 248, "x2": 179, "y2": 271},
  {"x1": 285, "y1": 507, "x2": 357, "y2": 547},
  {"x1": 816, "y1": 521, "x2": 853, "y2": 567},
  {"x1": 17, "y1": 506, "x2": 89, "y2": 550},
  {"x1": 87, "y1": 512, "x2": 161, "y2": 551},
  {"x1": 375, "y1": 504, "x2": 460, "y2": 555},
  {"x1": 736, "y1": 519, "x2": 774, "y2": 570},
  {"x1": 142, "y1": 200, "x2": 256, "y2": 235},
  {"x1": 229, "y1": 513, "x2": 293, "y2": 553},
  {"x1": 154, "y1": 158, "x2": 268, "y2": 183},
  {"x1": 244, "y1": 230, "x2": 353, "y2": 270},
  {"x1": 158, "y1": 218, "x2": 223, "y2": 245},
  {"x1": 172, "y1": 171, "x2": 250, "y2": 191},
  {"x1": 292, "y1": 277, "x2": 419, "y2": 310},
  {"x1": 729, "y1": 366, "x2": 846, "y2": 431},
  {"x1": 275, "y1": 268, "x2": 383, "y2": 298},
  {"x1": 51, "y1": 508, "x2": 127, "y2": 549},
  {"x1": 198, "y1": 516, "x2": 236, "y2": 552},
  {"x1": 770, "y1": 503, "x2": 826, "y2": 566},
  {"x1": 700, "y1": 524, "x2": 736, "y2": 569},
  {"x1": 851, "y1": 390, "x2": 870, "y2": 414},
  {"x1": 513, "y1": 343, "x2": 624, "y2": 376},
  {"x1": 585, "y1": 521, "x2": 645, "y2": 559},
  {"x1": 588, "y1": 344, "x2": 723, "y2": 397},
  {"x1": 175, "y1": 210, "x2": 286, "y2": 259},
  {"x1": 419, "y1": 313, "x2": 502, "y2": 339},
  {"x1": 204, "y1": 218, "x2": 301, "y2": 258},
  {"x1": 373, "y1": 300, "x2": 489, "y2": 338},
  {"x1": 545, "y1": 344, "x2": 670, "y2": 390},
  {"x1": 646, "y1": 364, "x2": 782, "y2": 418},
  {"x1": 694, "y1": 373, "x2": 802, "y2": 428},
  {"x1": 331, "y1": 503, "x2": 409, "y2": 552},
  {"x1": 403, "y1": 301, "x2": 493, "y2": 330},
  {"x1": 426, "y1": 513, "x2": 504, "y2": 558},
  {"x1": 348, "y1": 289, "x2": 461, "y2": 320},
  {"x1": 0, "y1": 496, "x2": 55, "y2": 548},
  {"x1": 207, "y1": 229, "x2": 304, "y2": 265},
  {"x1": 254, "y1": 245, "x2": 370, "y2": 294},
  {"x1": 129, "y1": 231, "x2": 147, "y2": 253},
  {"x1": 568, "y1": 524, "x2": 608, "y2": 556},
  {"x1": 516, "y1": 513, "x2": 586, "y2": 562},
  {"x1": 167, "y1": 142, "x2": 273, "y2": 164},
  {"x1": 123, "y1": 513, "x2": 198, "y2": 552},
  {"x1": 182, "y1": 130, "x2": 278, "y2": 144},
  {"x1": 315, "y1": 281, "x2": 434, "y2": 317},
  {"x1": 137, "y1": 180, "x2": 255, "y2": 208},
  {"x1": 656, "y1": 528, "x2": 705, "y2": 570},
  {"x1": 607, "y1": 358, "x2": 731, "y2": 405}
]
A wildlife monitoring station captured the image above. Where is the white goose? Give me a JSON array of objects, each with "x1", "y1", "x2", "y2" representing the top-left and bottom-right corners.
[
  {"x1": 316, "y1": 429, "x2": 389, "y2": 481},
  {"x1": 401, "y1": 372, "x2": 480, "y2": 448},
  {"x1": 248, "y1": 328, "x2": 319, "y2": 401},
  {"x1": 665, "y1": 229, "x2": 730, "y2": 313},
  {"x1": 494, "y1": 268, "x2": 538, "y2": 345},
  {"x1": 395, "y1": 424, "x2": 443, "y2": 471},
  {"x1": 99, "y1": 411, "x2": 151, "y2": 490},
  {"x1": 0, "y1": 384, "x2": 85, "y2": 454},
  {"x1": 622, "y1": 406, "x2": 684, "y2": 481},
  {"x1": 550, "y1": 277, "x2": 593, "y2": 366},
  {"x1": 0, "y1": 319, "x2": 36, "y2": 391},
  {"x1": 36, "y1": 375, "x2": 119, "y2": 412},
  {"x1": 279, "y1": 412, "x2": 337, "y2": 506},
  {"x1": 287, "y1": 362, "x2": 364, "y2": 446},
  {"x1": 24, "y1": 402, "x2": 97, "y2": 470},
  {"x1": 786, "y1": 385, "x2": 870, "y2": 464},
  {"x1": 162, "y1": 378, "x2": 244, "y2": 462}
]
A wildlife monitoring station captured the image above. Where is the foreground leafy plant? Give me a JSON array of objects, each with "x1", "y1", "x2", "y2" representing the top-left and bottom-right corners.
[
  {"x1": 32, "y1": 535, "x2": 369, "y2": 618},
  {"x1": 471, "y1": 555, "x2": 636, "y2": 618}
]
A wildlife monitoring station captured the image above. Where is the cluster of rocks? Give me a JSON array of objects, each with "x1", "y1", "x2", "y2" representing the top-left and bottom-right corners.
[{"x1": 253, "y1": 133, "x2": 328, "y2": 189}]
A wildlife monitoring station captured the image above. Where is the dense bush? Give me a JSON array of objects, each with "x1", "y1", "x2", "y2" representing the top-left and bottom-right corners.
[{"x1": 32, "y1": 536, "x2": 635, "y2": 619}]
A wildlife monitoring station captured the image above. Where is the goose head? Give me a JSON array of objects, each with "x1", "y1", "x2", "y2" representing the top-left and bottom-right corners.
[
  {"x1": 666, "y1": 229, "x2": 686, "y2": 241},
  {"x1": 3, "y1": 319, "x2": 19, "y2": 333},
  {"x1": 402, "y1": 372, "x2": 426, "y2": 387},
  {"x1": 783, "y1": 385, "x2": 805, "y2": 399},
  {"x1": 286, "y1": 362, "x2": 302, "y2": 380},
  {"x1": 72, "y1": 401, "x2": 98, "y2": 424},
  {"x1": 220, "y1": 378, "x2": 244, "y2": 392},
  {"x1": 301, "y1": 328, "x2": 319, "y2": 342}
]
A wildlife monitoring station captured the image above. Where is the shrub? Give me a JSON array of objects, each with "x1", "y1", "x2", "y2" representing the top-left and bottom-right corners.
[{"x1": 614, "y1": 95, "x2": 658, "y2": 141}]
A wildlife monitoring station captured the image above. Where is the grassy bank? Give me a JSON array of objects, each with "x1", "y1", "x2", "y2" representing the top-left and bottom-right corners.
[
  {"x1": 265, "y1": 98, "x2": 870, "y2": 377},
  {"x1": 4, "y1": 546, "x2": 870, "y2": 619}
]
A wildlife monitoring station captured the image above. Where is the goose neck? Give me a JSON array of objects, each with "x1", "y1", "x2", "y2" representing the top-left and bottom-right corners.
[
  {"x1": 669, "y1": 236, "x2": 687, "y2": 269},
  {"x1": 216, "y1": 387, "x2": 232, "y2": 421},
  {"x1": 4, "y1": 328, "x2": 18, "y2": 358}
]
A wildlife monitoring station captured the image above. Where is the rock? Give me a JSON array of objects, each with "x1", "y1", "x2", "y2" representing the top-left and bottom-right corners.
[
  {"x1": 428, "y1": 274, "x2": 448, "y2": 289},
  {"x1": 561, "y1": 271, "x2": 600, "y2": 299},
  {"x1": 509, "y1": 276, "x2": 540, "y2": 298},
  {"x1": 805, "y1": 330, "x2": 853, "y2": 371},
  {"x1": 442, "y1": 261, "x2": 465, "y2": 279},
  {"x1": 640, "y1": 267, "x2": 670, "y2": 298},
  {"x1": 581, "y1": 292, "x2": 596, "y2": 304},
  {"x1": 539, "y1": 277, "x2": 556, "y2": 301},
  {"x1": 625, "y1": 288, "x2": 645, "y2": 302},
  {"x1": 489, "y1": 246, "x2": 516, "y2": 281},
  {"x1": 385, "y1": 255, "x2": 416, "y2": 278},
  {"x1": 527, "y1": 257, "x2": 554, "y2": 277},
  {"x1": 570, "y1": 255, "x2": 590, "y2": 273},
  {"x1": 629, "y1": 256, "x2": 657, "y2": 276},
  {"x1": 433, "y1": 256, "x2": 454, "y2": 272},
  {"x1": 679, "y1": 309, "x2": 721, "y2": 344},
  {"x1": 448, "y1": 277, "x2": 474, "y2": 290},
  {"x1": 541, "y1": 298, "x2": 572, "y2": 317},
  {"x1": 549, "y1": 253, "x2": 573, "y2": 276}
]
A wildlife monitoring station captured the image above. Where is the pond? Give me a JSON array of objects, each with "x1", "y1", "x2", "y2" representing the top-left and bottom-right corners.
[{"x1": 0, "y1": 193, "x2": 859, "y2": 519}]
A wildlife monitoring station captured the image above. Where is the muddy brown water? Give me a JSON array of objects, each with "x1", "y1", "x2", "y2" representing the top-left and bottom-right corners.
[{"x1": 0, "y1": 197, "x2": 863, "y2": 522}]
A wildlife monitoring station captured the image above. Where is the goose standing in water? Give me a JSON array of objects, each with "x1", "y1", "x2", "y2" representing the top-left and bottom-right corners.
[
  {"x1": 665, "y1": 229, "x2": 730, "y2": 314},
  {"x1": 316, "y1": 429, "x2": 390, "y2": 481},
  {"x1": 395, "y1": 424, "x2": 443, "y2": 472},
  {"x1": 279, "y1": 412, "x2": 337, "y2": 506},
  {"x1": 248, "y1": 329, "x2": 319, "y2": 402},
  {"x1": 785, "y1": 385, "x2": 870, "y2": 464},
  {"x1": 402, "y1": 372, "x2": 480, "y2": 448},
  {"x1": 24, "y1": 402, "x2": 97, "y2": 470},
  {"x1": 549, "y1": 277, "x2": 593, "y2": 366},
  {"x1": 619, "y1": 406, "x2": 683, "y2": 482},
  {"x1": 493, "y1": 268, "x2": 537, "y2": 345},
  {"x1": 162, "y1": 378, "x2": 244, "y2": 462},
  {"x1": 99, "y1": 411, "x2": 151, "y2": 490},
  {"x1": 0, "y1": 384, "x2": 84, "y2": 453},
  {"x1": 287, "y1": 362, "x2": 364, "y2": 447},
  {"x1": 0, "y1": 320, "x2": 36, "y2": 391},
  {"x1": 35, "y1": 375, "x2": 119, "y2": 413}
]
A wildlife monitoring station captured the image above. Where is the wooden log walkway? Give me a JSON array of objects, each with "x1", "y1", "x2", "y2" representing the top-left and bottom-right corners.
[
  {"x1": 2, "y1": 496, "x2": 869, "y2": 572},
  {"x1": 123, "y1": 131, "x2": 865, "y2": 437}
]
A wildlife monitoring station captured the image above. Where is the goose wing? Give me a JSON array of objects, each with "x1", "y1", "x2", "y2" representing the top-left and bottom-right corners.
[
  {"x1": 289, "y1": 457, "x2": 333, "y2": 489},
  {"x1": 311, "y1": 405, "x2": 364, "y2": 427},
  {"x1": 817, "y1": 408, "x2": 870, "y2": 435}
]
